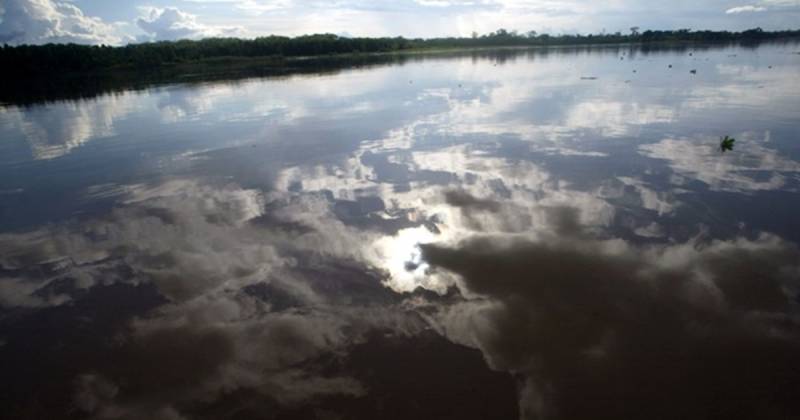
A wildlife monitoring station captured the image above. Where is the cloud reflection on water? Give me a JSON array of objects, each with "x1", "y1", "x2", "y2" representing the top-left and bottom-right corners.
[
  {"x1": 1, "y1": 44, "x2": 800, "y2": 419},
  {"x1": 1, "y1": 171, "x2": 799, "y2": 418}
]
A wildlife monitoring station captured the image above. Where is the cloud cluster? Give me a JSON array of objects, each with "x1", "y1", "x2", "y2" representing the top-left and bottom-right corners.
[
  {"x1": 71, "y1": 304, "x2": 384, "y2": 418},
  {"x1": 0, "y1": 180, "x2": 265, "y2": 306},
  {"x1": 639, "y1": 137, "x2": 800, "y2": 192},
  {"x1": 4, "y1": 167, "x2": 799, "y2": 418},
  {"x1": 419, "y1": 199, "x2": 800, "y2": 419},
  {"x1": 0, "y1": 177, "x2": 426, "y2": 417},
  {"x1": 4, "y1": 0, "x2": 800, "y2": 46},
  {"x1": 136, "y1": 7, "x2": 244, "y2": 41},
  {"x1": 0, "y1": 176, "x2": 388, "y2": 307},
  {"x1": 1, "y1": 92, "x2": 143, "y2": 160},
  {"x1": 0, "y1": 0, "x2": 124, "y2": 45},
  {"x1": 0, "y1": 1, "x2": 245, "y2": 45}
]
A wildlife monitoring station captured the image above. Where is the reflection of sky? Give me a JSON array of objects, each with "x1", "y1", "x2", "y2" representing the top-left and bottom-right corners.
[{"x1": 1, "y1": 43, "x2": 800, "y2": 419}]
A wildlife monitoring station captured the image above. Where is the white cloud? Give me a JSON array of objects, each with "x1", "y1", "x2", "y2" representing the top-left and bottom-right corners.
[
  {"x1": 639, "y1": 137, "x2": 800, "y2": 192},
  {"x1": 725, "y1": 0, "x2": 800, "y2": 14},
  {"x1": 2, "y1": 92, "x2": 144, "y2": 160},
  {"x1": 0, "y1": 0, "x2": 125, "y2": 45},
  {"x1": 726, "y1": 5, "x2": 767, "y2": 13},
  {"x1": 2, "y1": 0, "x2": 800, "y2": 45},
  {"x1": 136, "y1": 7, "x2": 245, "y2": 41},
  {"x1": 128, "y1": 0, "x2": 800, "y2": 39},
  {"x1": 185, "y1": 0, "x2": 295, "y2": 15},
  {"x1": 565, "y1": 101, "x2": 675, "y2": 137}
]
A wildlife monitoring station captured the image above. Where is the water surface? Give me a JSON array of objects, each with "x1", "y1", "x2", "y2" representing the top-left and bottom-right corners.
[{"x1": 2, "y1": 43, "x2": 800, "y2": 419}]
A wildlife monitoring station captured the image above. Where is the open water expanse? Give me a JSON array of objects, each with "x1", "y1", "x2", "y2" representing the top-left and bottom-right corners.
[{"x1": 1, "y1": 43, "x2": 800, "y2": 419}]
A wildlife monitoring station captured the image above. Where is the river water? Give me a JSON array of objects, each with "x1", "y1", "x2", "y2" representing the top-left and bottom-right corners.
[{"x1": 1, "y1": 43, "x2": 800, "y2": 419}]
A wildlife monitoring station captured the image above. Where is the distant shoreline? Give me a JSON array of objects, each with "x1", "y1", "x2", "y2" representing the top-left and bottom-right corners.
[
  {"x1": 252, "y1": 37, "x2": 800, "y2": 62},
  {"x1": 111, "y1": 38, "x2": 798, "y2": 78},
  {"x1": 2, "y1": 37, "x2": 798, "y2": 106},
  {"x1": 3, "y1": 28, "x2": 799, "y2": 76}
]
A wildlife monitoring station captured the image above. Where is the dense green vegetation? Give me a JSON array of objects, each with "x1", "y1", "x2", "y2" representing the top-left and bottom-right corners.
[{"x1": 2, "y1": 28, "x2": 798, "y2": 76}]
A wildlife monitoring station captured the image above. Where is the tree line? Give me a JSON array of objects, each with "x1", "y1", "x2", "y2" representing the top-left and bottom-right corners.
[{"x1": 2, "y1": 28, "x2": 798, "y2": 76}]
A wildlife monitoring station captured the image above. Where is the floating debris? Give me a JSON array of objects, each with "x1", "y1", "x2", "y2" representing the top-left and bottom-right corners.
[
  {"x1": 668, "y1": 64, "x2": 672, "y2": 68},
  {"x1": 580, "y1": 76, "x2": 598, "y2": 80},
  {"x1": 690, "y1": 69, "x2": 697, "y2": 74},
  {"x1": 719, "y1": 135, "x2": 736, "y2": 153}
]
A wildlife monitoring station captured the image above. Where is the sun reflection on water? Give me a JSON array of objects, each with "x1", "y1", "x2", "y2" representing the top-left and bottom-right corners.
[{"x1": 374, "y1": 225, "x2": 447, "y2": 293}]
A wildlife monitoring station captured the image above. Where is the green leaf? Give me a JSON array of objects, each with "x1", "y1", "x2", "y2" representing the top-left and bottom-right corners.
[{"x1": 719, "y1": 135, "x2": 735, "y2": 152}]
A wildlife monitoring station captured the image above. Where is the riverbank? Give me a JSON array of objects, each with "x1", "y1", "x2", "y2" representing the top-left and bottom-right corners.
[{"x1": 3, "y1": 38, "x2": 799, "y2": 106}]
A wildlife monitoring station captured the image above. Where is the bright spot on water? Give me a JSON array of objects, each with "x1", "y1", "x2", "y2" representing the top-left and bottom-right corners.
[{"x1": 374, "y1": 225, "x2": 447, "y2": 293}]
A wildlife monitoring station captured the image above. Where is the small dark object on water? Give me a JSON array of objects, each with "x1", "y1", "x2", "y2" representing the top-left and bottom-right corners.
[
  {"x1": 689, "y1": 52, "x2": 693, "y2": 56},
  {"x1": 633, "y1": 70, "x2": 637, "y2": 73},
  {"x1": 720, "y1": 135, "x2": 736, "y2": 153},
  {"x1": 768, "y1": 66, "x2": 773, "y2": 69},
  {"x1": 668, "y1": 64, "x2": 672, "y2": 68},
  {"x1": 580, "y1": 77, "x2": 598, "y2": 80},
  {"x1": 690, "y1": 69, "x2": 697, "y2": 74}
]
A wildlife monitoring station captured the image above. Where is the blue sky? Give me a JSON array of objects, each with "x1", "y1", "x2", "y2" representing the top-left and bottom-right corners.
[{"x1": 1, "y1": 0, "x2": 799, "y2": 45}]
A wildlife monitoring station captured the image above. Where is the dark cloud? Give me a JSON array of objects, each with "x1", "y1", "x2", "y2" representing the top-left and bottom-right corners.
[
  {"x1": 67, "y1": 295, "x2": 438, "y2": 419},
  {"x1": 445, "y1": 189, "x2": 502, "y2": 213},
  {"x1": 100, "y1": 325, "x2": 236, "y2": 403},
  {"x1": 422, "y1": 207, "x2": 800, "y2": 420}
]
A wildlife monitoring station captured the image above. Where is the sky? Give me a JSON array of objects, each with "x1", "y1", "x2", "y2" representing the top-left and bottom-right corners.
[{"x1": 0, "y1": 0, "x2": 799, "y2": 45}]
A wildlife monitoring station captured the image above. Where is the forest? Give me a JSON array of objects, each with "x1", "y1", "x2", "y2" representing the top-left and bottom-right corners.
[{"x1": 2, "y1": 27, "x2": 799, "y2": 76}]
